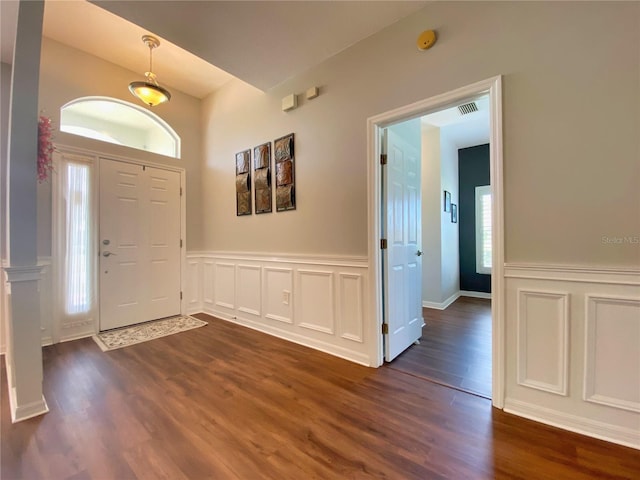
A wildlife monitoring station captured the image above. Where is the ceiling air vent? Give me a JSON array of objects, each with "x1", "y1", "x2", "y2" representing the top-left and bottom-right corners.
[{"x1": 458, "y1": 102, "x2": 478, "y2": 115}]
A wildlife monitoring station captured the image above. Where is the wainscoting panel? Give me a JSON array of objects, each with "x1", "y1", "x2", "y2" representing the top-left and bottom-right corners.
[
  {"x1": 516, "y1": 289, "x2": 569, "y2": 395},
  {"x1": 236, "y1": 264, "x2": 262, "y2": 317},
  {"x1": 296, "y1": 269, "x2": 335, "y2": 334},
  {"x1": 191, "y1": 252, "x2": 371, "y2": 366},
  {"x1": 505, "y1": 264, "x2": 640, "y2": 449},
  {"x1": 263, "y1": 267, "x2": 293, "y2": 325},
  {"x1": 213, "y1": 262, "x2": 235, "y2": 311},
  {"x1": 186, "y1": 258, "x2": 201, "y2": 314},
  {"x1": 584, "y1": 295, "x2": 640, "y2": 413},
  {"x1": 338, "y1": 273, "x2": 364, "y2": 343},
  {"x1": 202, "y1": 260, "x2": 215, "y2": 307}
]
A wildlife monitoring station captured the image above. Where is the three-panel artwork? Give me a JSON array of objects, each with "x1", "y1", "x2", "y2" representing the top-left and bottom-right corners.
[{"x1": 236, "y1": 133, "x2": 296, "y2": 216}]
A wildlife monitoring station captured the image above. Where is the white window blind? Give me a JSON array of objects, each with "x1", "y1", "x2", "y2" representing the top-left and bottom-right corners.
[
  {"x1": 475, "y1": 185, "x2": 492, "y2": 275},
  {"x1": 65, "y1": 162, "x2": 92, "y2": 314}
]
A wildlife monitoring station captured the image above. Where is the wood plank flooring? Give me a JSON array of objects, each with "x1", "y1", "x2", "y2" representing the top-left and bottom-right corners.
[
  {"x1": 2, "y1": 313, "x2": 639, "y2": 479},
  {"x1": 388, "y1": 297, "x2": 492, "y2": 398}
]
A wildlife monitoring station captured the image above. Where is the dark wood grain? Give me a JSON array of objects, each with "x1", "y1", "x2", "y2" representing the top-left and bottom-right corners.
[
  {"x1": 2, "y1": 313, "x2": 638, "y2": 479},
  {"x1": 389, "y1": 296, "x2": 492, "y2": 398}
]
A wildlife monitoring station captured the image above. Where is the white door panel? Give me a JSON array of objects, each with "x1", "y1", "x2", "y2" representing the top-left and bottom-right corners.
[
  {"x1": 383, "y1": 127, "x2": 423, "y2": 361},
  {"x1": 99, "y1": 159, "x2": 181, "y2": 331}
]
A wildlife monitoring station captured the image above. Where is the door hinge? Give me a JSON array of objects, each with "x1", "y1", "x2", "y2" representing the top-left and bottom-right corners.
[
  {"x1": 142, "y1": 165, "x2": 146, "y2": 171},
  {"x1": 180, "y1": 291, "x2": 183, "y2": 300},
  {"x1": 380, "y1": 238, "x2": 387, "y2": 249},
  {"x1": 380, "y1": 154, "x2": 387, "y2": 165},
  {"x1": 382, "y1": 323, "x2": 389, "y2": 334},
  {"x1": 180, "y1": 239, "x2": 183, "y2": 248},
  {"x1": 180, "y1": 187, "x2": 183, "y2": 196}
]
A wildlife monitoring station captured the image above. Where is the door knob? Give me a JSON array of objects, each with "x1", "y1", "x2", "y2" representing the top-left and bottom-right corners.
[
  {"x1": 102, "y1": 251, "x2": 116, "y2": 257},
  {"x1": 416, "y1": 250, "x2": 423, "y2": 256}
]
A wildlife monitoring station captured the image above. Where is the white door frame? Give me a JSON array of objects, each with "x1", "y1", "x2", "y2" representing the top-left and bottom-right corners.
[
  {"x1": 52, "y1": 145, "x2": 187, "y2": 339},
  {"x1": 366, "y1": 76, "x2": 505, "y2": 408}
]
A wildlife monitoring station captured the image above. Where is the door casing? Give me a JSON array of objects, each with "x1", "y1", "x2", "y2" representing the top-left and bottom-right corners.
[
  {"x1": 366, "y1": 76, "x2": 505, "y2": 408},
  {"x1": 52, "y1": 145, "x2": 187, "y2": 340}
]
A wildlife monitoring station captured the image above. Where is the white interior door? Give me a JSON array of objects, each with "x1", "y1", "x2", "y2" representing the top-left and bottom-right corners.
[
  {"x1": 382, "y1": 126, "x2": 423, "y2": 361},
  {"x1": 99, "y1": 158, "x2": 181, "y2": 330}
]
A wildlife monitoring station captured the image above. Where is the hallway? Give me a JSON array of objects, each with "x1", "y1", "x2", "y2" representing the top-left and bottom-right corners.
[{"x1": 388, "y1": 297, "x2": 492, "y2": 398}]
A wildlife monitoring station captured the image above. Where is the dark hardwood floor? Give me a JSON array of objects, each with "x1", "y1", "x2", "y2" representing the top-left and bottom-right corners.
[
  {"x1": 388, "y1": 296, "x2": 492, "y2": 398},
  {"x1": 2, "y1": 313, "x2": 639, "y2": 479}
]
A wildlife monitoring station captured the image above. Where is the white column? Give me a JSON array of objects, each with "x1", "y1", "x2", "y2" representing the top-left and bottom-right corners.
[{"x1": 3, "y1": 0, "x2": 48, "y2": 422}]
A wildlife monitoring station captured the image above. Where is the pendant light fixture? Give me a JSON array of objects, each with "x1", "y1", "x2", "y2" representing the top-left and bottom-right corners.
[{"x1": 129, "y1": 35, "x2": 171, "y2": 107}]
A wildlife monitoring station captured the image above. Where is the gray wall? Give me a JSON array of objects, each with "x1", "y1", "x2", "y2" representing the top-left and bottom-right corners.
[
  {"x1": 200, "y1": 2, "x2": 640, "y2": 267},
  {"x1": 37, "y1": 38, "x2": 204, "y2": 254}
]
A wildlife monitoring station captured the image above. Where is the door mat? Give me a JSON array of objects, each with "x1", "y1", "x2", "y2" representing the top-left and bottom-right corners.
[{"x1": 92, "y1": 315, "x2": 207, "y2": 351}]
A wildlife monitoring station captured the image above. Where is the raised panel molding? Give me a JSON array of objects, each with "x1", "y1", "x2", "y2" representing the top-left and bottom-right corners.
[
  {"x1": 186, "y1": 259, "x2": 201, "y2": 313},
  {"x1": 185, "y1": 251, "x2": 369, "y2": 366},
  {"x1": 584, "y1": 295, "x2": 640, "y2": 413},
  {"x1": 338, "y1": 273, "x2": 364, "y2": 343},
  {"x1": 214, "y1": 263, "x2": 235, "y2": 310},
  {"x1": 236, "y1": 264, "x2": 261, "y2": 317},
  {"x1": 517, "y1": 289, "x2": 569, "y2": 396},
  {"x1": 263, "y1": 267, "x2": 293, "y2": 324},
  {"x1": 202, "y1": 261, "x2": 215, "y2": 305},
  {"x1": 296, "y1": 269, "x2": 335, "y2": 335}
]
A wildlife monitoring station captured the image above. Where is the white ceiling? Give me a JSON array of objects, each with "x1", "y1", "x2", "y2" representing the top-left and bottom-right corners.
[
  {"x1": 43, "y1": 0, "x2": 236, "y2": 99},
  {"x1": 421, "y1": 95, "x2": 490, "y2": 149},
  {"x1": 2, "y1": 1, "x2": 428, "y2": 98}
]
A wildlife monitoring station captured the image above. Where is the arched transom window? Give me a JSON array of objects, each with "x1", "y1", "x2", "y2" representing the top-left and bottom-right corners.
[{"x1": 60, "y1": 97, "x2": 181, "y2": 158}]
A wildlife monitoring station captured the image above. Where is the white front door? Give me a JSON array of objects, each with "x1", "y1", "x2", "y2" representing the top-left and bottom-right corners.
[
  {"x1": 382, "y1": 126, "x2": 423, "y2": 361},
  {"x1": 99, "y1": 158, "x2": 181, "y2": 331}
]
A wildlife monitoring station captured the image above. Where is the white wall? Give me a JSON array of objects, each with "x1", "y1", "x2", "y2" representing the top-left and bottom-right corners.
[
  {"x1": 421, "y1": 125, "x2": 442, "y2": 304},
  {"x1": 201, "y1": 1, "x2": 639, "y2": 267},
  {"x1": 196, "y1": 2, "x2": 640, "y2": 447},
  {"x1": 38, "y1": 38, "x2": 204, "y2": 253},
  {"x1": 439, "y1": 126, "x2": 460, "y2": 302}
]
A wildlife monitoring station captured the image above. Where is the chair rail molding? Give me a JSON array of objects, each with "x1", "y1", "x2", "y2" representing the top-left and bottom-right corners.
[
  {"x1": 504, "y1": 262, "x2": 640, "y2": 450},
  {"x1": 185, "y1": 251, "x2": 371, "y2": 366}
]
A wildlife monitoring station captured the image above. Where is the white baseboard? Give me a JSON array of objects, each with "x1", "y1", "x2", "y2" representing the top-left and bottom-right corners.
[
  {"x1": 8, "y1": 386, "x2": 49, "y2": 423},
  {"x1": 422, "y1": 292, "x2": 460, "y2": 310},
  {"x1": 460, "y1": 290, "x2": 491, "y2": 299},
  {"x1": 202, "y1": 307, "x2": 373, "y2": 367},
  {"x1": 423, "y1": 290, "x2": 492, "y2": 309},
  {"x1": 504, "y1": 398, "x2": 639, "y2": 450}
]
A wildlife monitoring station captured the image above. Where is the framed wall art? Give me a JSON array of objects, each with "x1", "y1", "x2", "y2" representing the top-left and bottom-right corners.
[
  {"x1": 253, "y1": 142, "x2": 272, "y2": 214},
  {"x1": 235, "y1": 149, "x2": 251, "y2": 216},
  {"x1": 274, "y1": 133, "x2": 295, "y2": 211},
  {"x1": 444, "y1": 190, "x2": 451, "y2": 212}
]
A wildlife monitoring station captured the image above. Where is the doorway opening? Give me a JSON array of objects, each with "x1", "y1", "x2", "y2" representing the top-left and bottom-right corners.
[{"x1": 367, "y1": 76, "x2": 504, "y2": 407}]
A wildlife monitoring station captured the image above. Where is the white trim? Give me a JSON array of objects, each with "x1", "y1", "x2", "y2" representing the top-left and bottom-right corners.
[
  {"x1": 8, "y1": 388, "x2": 49, "y2": 423},
  {"x1": 504, "y1": 398, "x2": 640, "y2": 450},
  {"x1": 52, "y1": 145, "x2": 188, "y2": 339},
  {"x1": 422, "y1": 292, "x2": 460, "y2": 310},
  {"x1": 3, "y1": 265, "x2": 44, "y2": 283},
  {"x1": 189, "y1": 250, "x2": 367, "y2": 267},
  {"x1": 516, "y1": 289, "x2": 570, "y2": 396},
  {"x1": 460, "y1": 290, "x2": 492, "y2": 299},
  {"x1": 422, "y1": 290, "x2": 492, "y2": 309},
  {"x1": 204, "y1": 307, "x2": 371, "y2": 367},
  {"x1": 54, "y1": 144, "x2": 185, "y2": 174},
  {"x1": 504, "y1": 263, "x2": 640, "y2": 285},
  {"x1": 584, "y1": 294, "x2": 640, "y2": 413},
  {"x1": 367, "y1": 75, "x2": 505, "y2": 408},
  {"x1": 60, "y1": 96, "x2": 181, "y2": 159}
]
